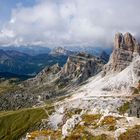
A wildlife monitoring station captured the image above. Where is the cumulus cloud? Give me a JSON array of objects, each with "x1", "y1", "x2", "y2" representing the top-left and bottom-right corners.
[{"x1": 0, "y1": 0, "x2": 140, "y2": 47}]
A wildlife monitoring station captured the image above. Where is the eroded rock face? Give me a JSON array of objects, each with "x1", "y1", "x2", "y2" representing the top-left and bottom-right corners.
[
  {"x1": 103, "y1": 32, "x2": 140, "y2": 74},
  {"x1": 61, "y1": 52, "x2": 105, "y2": 84},
  {"x1": 23, "y1": 53, "x2": 105, "y2": 87},
  {"x1": 23, "y1": 63, "x2": 61, "y2": 87}
]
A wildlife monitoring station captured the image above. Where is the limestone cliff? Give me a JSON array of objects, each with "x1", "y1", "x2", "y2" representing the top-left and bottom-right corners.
[
  {"x1": 103, "y1": 32, "x2": 140, "y2": 74},
  {"x1": 61, "y1": 52, "x2": 105, "y2": 84}
]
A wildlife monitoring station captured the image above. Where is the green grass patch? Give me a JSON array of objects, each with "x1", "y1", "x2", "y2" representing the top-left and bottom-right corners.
[
  {"x1": 66, "y1": 128, "x2": 112, "y2": 140},
  {"x1": 0, "y1": 107, "x2": 48, "y2": 140},
  {"x1": 0, "y1": 79, "x2": 21, "y2": 95},
  {"x1": 65, "y1": 125, "x2": 93, "y2": 140},
  {"x1": 28, "y1": 129, "x2": 62, "y2": 140},
  {"x1": 82, "y1": 114, "x2": 101, "y2": 126}
]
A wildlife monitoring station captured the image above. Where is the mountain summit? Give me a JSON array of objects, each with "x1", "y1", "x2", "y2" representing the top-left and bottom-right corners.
[
  {"x1": 103, "y1": 32, "x2": 140, "y2": 73},
  {"x1": 114, "y1": 32, "x2": 140, "y2": 53}
]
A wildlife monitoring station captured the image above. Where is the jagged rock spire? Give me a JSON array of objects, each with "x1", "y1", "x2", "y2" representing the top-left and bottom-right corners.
[
  {"x1": 103, "y1": 32, "x2": 140, "y2": 74},
  {"x1": 114, "y1": 32, "x2": 140, "y2": 54}
]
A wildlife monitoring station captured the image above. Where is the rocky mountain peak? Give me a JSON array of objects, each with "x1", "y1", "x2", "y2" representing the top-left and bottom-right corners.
[
  {"x1": 103, "y1": 32, "x2": 140, "y2": 74},
  {"x1": 114, "y1": 32, "x2": 140, "y2": 54},
  {"x1": 124, "y1": 32, "x2": 136, "y2": 51},
  {"x1": 50, "y1": 47, "x2": 74, "y2": 56}
]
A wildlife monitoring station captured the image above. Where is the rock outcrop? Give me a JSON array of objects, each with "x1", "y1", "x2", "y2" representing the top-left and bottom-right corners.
[
  {"x1": 28, "y1": 53, "x2": 106, "y2": 93},
  {"x1": 129, "y1": 96, "x2": 140, "y2": 118},
  {"x1": 50, "y1": 47, "x2": 75, "y2": 56},
  {"x1": 23, "y1": 63, "x2": 61, "y2": 87},
  {"x1": 103, "y1": 32, "x2": 140, "y2": 74},
  {"x1": 24, "y1": 52, "x2": 105, "y2": 88},
  {"x1": 61, "y1": 52, "x2": 105, "y2": 84}
]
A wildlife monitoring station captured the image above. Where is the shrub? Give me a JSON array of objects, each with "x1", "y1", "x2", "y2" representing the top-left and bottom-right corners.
[
  {"x1": 101, "y1": 116, "x2": 116, "y2": 126},
  {"x1": 133, "y1": 87, "x2": 139, "y2": 95},
  {"x1": 119, "y1": 125, "x2": 140, "y2": 140},
  {"x1": 118, "y1": 102, "x2": 130, "y2": 115},
  {"x1": 82, "y1": 114, "x2": 101, "y2": 125},
  {"x1": 108, "y1": 125, "x2": 116, "y2": 131}
]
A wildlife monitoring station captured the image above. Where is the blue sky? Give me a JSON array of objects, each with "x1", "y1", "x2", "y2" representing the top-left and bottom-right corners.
[
  {"x1": 0, "y1": 0, "x2": 140, "y2": 47},
  {"x1": 0, "y1": 0, "x2": 35, "y2": 24}
]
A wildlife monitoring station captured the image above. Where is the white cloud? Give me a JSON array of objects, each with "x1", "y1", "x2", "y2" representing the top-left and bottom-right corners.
[
  {"x1": 0, "y1": 0, "x2": 140, "y2": 47},
  {"x1": 0, "y1": 28, "x2": 15, "y2": 38}
]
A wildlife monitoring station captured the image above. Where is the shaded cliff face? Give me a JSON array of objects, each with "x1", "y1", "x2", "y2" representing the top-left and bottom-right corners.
[
  {"x1": 61, "y1": 52, "x2": 105, "y2": 84},
  {"x1": 103, "y1": 32, "x2": 140, "y2": 73}
]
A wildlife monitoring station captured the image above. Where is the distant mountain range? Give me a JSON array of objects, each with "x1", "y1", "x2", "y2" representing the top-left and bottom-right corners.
[
  {"x1": 0, "y1": 46, "x2": 110, "y2": 78},
  {"x1": 0, "y1": 45, "x2": 112, "y2": 56},
  {"x1": 64, "y1": 46, "x2": 112, "y2": 56},
  {"x1": 0, "y1": 49, "x2": 68, "y2": 76},
  {"x1": 0, "y1": 46, "x2": 51, "y2": 56}
]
